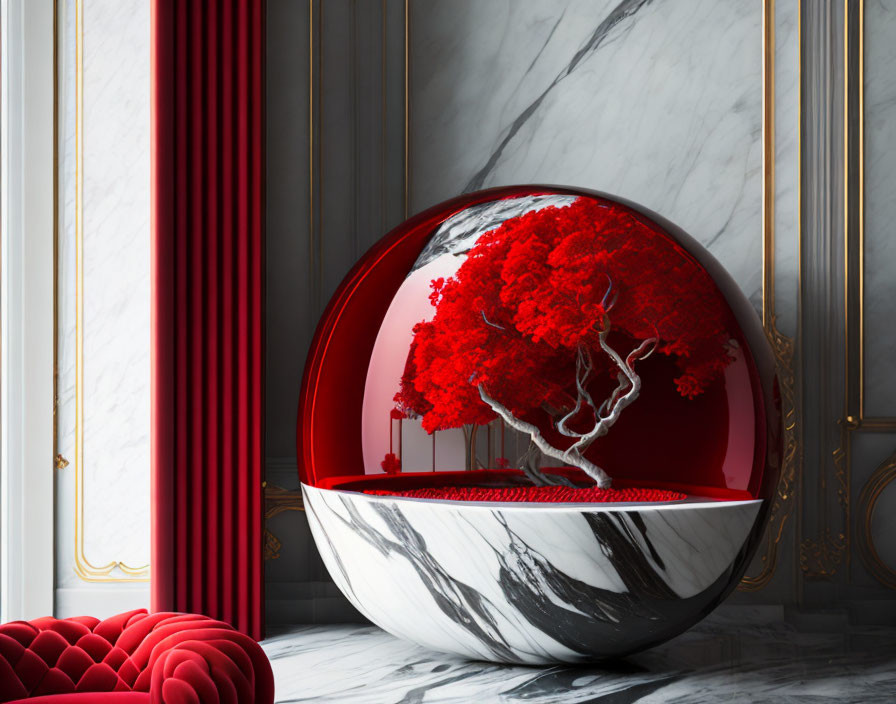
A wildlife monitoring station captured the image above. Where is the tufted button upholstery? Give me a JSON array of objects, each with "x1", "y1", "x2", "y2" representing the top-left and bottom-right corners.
[{"x1": 0, "y1": 610, "x2": 274, "y2": 704}]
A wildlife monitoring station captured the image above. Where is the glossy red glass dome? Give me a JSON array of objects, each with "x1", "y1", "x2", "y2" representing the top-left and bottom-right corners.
[{"x1": 298, "y1": 186, "x2": 781, "y2": 503}]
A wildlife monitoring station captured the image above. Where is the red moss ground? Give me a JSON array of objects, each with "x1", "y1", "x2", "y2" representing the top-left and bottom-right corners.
[{"x1": 362, "y1": 485, "x2": 685, "y2": 503}]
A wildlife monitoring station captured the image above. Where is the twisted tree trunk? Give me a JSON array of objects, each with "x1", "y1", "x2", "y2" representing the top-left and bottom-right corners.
[{"x1": 478, "y1": 325, "x2": 656, "y2": 489}]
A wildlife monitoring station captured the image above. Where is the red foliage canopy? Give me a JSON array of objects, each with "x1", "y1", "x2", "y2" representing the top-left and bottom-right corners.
[{"x1": 395, "y1": 197, "x2": 733, "y2": 435}]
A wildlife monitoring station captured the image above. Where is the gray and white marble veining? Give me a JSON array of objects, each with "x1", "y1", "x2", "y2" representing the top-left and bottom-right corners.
[
  {"x1": 412, "y1": 0, "x2": 764, "y2": 307},
  {"x1": 773, "y1": 0, "x2": 800, "y2": 339},
  {"x1": 55, "y1": 0, "x2": 151, "y2": 601},
  {"x1": 411, "y1": 194, "x2": 576, "y2": 272},
  {"x1": 302, "y1": 485, "x2": 762, "y2": 664},
  {"x1": 262, "y1": 620, "x2": 896, "y2": 703}
]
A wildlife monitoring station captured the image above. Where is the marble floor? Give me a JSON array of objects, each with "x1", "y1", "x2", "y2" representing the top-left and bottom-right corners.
[{"x1": 262, "y1": 619, "x2": 896, "y2": 703}]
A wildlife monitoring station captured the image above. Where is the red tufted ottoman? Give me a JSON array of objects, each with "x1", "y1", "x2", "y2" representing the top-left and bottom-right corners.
[{"x1": 0, "y1": 610, "x2": 274, "y2": 703}]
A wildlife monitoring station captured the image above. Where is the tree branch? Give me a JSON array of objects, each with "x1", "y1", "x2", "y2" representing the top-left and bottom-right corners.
[
  {"x1": 480, "y1": 310, "x2": 505, "y2": 330},
  {"x1": 556, "y1": 346, "x2": 599, "y2": 438},
  {"x1": 479, "y1": 384, "x2": 613, "y2": 488},
  {"x1": 571, "y1": 329, "x2": 656, "y2": 455},
  {"x1": 474, "y1": 307, "x2": 656, "y2": 489},
  {"x1": 599, "y1": 372, "x2": 630, "y2": 418}
]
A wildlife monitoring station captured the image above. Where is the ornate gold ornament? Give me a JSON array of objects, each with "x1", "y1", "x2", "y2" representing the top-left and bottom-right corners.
[
  {"x1": 740, "y1": 0, "x2": 800, "y2": 591},
  {"x1": 264, "y1": 484, "x2": 305, "y2": 562},
  {"x1": 264, "y1": 530, "x2": 284, "y2": 562},
  {"x1": 857, "y1": 452, "x2": 896, "y2": 589},
  {"x1": 55, "y1": 0, "x2": 150, "y2": 582}
]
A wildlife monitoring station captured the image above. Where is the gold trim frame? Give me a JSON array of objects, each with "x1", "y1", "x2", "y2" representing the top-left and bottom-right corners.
[
  {"x1": 844, "y1": 0, "x2": 896, "y2": 432},
  {"x1": 857, "y1": 452, "x2": 896, "y2": 589},
  {"x1": 264, "y1": 485, "x2": 305, "y2": 561},
  {"x1": 844, "y1": 0, "x2": 896, "y2": 430},
  {"x1": 844, "y1": 0, "x2": 864, "y2": 428},
  {"x1": 845, "y1": 0, "x2": 896, "y2": 589},
  {"x1": 57, "y1": 0, "x2": 150, "y2": 582},
  {"x1": 843, "y1": 0, "x2": 896, "y2": 432},
  {"x1": 740, "y1": 0, "x2": 800, "y2": 591}
]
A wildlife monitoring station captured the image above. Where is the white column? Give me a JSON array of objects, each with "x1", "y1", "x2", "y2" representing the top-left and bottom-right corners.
[{"x1": 1, "y1": 0, "x2": 56, "y2": 621}]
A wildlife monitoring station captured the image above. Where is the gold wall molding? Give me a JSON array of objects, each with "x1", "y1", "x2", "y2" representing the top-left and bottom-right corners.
[
  {"x1": 856, "y1": 451, "x2": 896, "y2": 589},
  {"x1": 265, "y1": 531, "x2": 284, "y2": 562},
  {"x1": 741, "y1": 329, "x2": 798, "y2": 590},
  {"x1": 740, "y1": 0, "x2": 800, "y2": 592},
  {"x1": 799, "y1": 437, "x2": 848, "y2": 579},
  {"x1": 57, "y1": 0, "x2": 149, "y2": 582},
  {"x1": 800, "y1": 528, "x2": 847, "y2": 578},
  {"x1": 842, "y1": 0, "x2": 896, "y2": 591},
  {"x1": 843, "y1": 0, "x2": 896, "y2": 430},
  {"x1": 797, "y1": 0, "x2": 896, "y2": 582},
  {"x1": 799, "y1": 0, "x2": 896, "y2": 584},
  {"x1": 264, "y1": 485, "x2": 305, "y2": 561},
  {"x1": 798, "y1": 439, "x2": 846, "y2": 578}
]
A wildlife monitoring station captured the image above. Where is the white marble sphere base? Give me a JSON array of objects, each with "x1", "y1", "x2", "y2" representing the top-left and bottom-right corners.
[{"x1": 302, "y1": 484, "x2": 762, "y2": 665}]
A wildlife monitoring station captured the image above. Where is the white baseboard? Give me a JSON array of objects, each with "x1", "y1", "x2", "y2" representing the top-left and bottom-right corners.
[{"x1": 55, "y1": 586, "x2": 150, "y2": 620}]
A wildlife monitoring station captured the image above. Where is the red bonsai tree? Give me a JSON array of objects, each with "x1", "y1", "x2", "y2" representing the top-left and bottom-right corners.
[{"x1": 394, "y1": 197, "x2": 734, "y2": 488}]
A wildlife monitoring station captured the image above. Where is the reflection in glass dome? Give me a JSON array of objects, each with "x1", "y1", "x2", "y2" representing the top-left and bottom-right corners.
[
  {"x1": 362, "y1": 194, "x2": 576, "y2": 480},
  {"x1": 361, "y1": 193, "x2": 756, "y2": 494}
]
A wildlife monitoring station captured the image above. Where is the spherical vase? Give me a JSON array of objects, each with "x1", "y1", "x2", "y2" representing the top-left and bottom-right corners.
[{"x1": 297, "y1": 186, "x2": 781, "y2": 664}]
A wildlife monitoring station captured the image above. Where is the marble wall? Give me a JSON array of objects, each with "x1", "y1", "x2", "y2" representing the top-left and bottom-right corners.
[
  {"x1": 412, "y1": 0, "x2": 764, "y2": 303},
  {"x1": 407, "y1": 0, "x2": 796, "y2": 340},
  {"x1": 55, "y1": 0, "x2": 151, "y2": 616}
]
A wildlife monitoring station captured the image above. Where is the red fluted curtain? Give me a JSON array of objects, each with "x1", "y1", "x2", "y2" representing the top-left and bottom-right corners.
[{"x1": 151, "y1": 0, "x2": 265, "y2": 640}]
